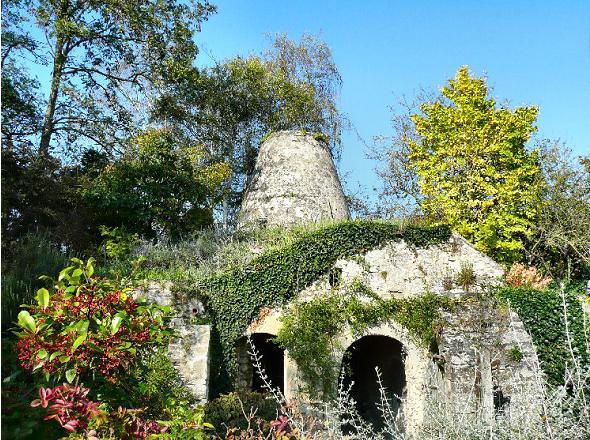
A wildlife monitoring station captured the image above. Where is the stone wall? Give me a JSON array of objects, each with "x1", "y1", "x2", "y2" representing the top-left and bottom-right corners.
[
  {"x1": 136, "y1": 231, "x2": 542, "y2": 431},
  {"x1": 132, "y1": 282, "x2": 211, "y2": 403},
  {"x1": 438, "y1": 301, "x2": 541, "y2": 422},
  {"x1": 245, "y1": 232, "x2": 541, "y2": 432},
  {"x1": 238, "y1": 131, "x2": 350, "y2": 229}
]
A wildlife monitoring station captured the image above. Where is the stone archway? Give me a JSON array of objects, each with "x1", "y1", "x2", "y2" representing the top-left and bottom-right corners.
[
  {"x1": 341, "y1": 335, "x2": 406, "y2": 431},
  {"x1": 237, "y1": 333, "x2": 285, "y2": 394}
]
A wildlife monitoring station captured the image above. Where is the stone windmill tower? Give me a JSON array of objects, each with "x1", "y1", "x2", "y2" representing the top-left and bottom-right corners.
[{"x1": 238, "y1": 131, "x2": 350, "y2": 228}]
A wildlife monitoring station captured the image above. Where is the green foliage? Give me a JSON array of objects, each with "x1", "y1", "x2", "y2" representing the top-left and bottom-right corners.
[
  {"x1": 153, "y1": 402, "x2": 214, "y2": 439},
  {"x1": 128, "y1": 350, "x2": 193, "y2": 418},
  {"x1": 275, "y1": 283, "x2": 455, "y2": 397},
  {"x1": 508, "y1": 345, "x2": 524, "y2": 362},
  {"x1": 408, "y1": 66, "x2": 541, "y2": 264},
  {"x1": 1, "y1": 62, "x2": 42, "y2": 151},
  {"x1": 82, "y1": 128, "x2": 229, "y2": 239},
  {"x1": 1, "y1": 151, "x2": 97, "y2": 256},
  {"x1": 99, "y1": 226, "x2": 139, "y2": 260},
  {"x1": 195, "y1": 220, "x2": 451, "y2": 395},
  {"x1": 203, "y1": 392, "x2": 279, "y2": 437},
  {"x1": 313, "y1": 132, "x2": 330, "y2": 144},
  {"x1": 1, "y1": 231, "x2": 74, "y2": 330},
  {"x1": 14, "y1": 258, "x2": 172, "y2": 389},
  {"x1": 526, "y1": 144, "x2": 590, "y2": 280},
  {"x1": 496, "y1": 283, "x2": 589, "y2": 385}
]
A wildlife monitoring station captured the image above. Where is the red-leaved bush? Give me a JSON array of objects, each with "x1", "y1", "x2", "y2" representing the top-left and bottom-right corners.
[
  {"x1": 31, "y1": 384, "x2": 101, "y2": 432},
  {"x1": 14, "y1": 258, "x2": 171, "y2": 385}
]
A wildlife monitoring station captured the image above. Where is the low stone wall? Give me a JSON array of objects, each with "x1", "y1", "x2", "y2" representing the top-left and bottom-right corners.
[{"x1": 132, "y1": 282, "x2": 211, "y2": 403}]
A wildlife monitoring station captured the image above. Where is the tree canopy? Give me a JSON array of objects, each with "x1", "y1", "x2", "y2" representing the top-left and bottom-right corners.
[
  {"x1": 81, "y1": 129, "x2": 229, "y2": 239},
  {"x1": 407, "y1": 67, "x2": 541, "y2": 263},
  {"x1": 1, "y1": 0, "x2": 216, "y2": 156}
]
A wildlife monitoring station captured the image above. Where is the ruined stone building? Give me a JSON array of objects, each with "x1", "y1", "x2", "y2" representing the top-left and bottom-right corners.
[{"x1": 138, "y1": 131, "x2": 541, "y2": 433}]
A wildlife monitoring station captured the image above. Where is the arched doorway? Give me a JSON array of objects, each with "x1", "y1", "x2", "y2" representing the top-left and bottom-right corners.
[
  {"x1": 237, "y1": 333, "x2": 285, "y2": 394},
  {"x1": 341, "y1": 335, "x2": 406, "y2": 431}
]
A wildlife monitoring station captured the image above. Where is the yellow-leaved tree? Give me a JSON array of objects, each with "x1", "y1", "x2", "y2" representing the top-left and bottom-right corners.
[{"x1": 408, "y1": 66, "x2": 541, "y2": 263}]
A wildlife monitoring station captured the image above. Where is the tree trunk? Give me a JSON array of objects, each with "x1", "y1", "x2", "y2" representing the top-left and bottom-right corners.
[{"x1": 39, "y1": 35, "x2": 67, "y2": 157}]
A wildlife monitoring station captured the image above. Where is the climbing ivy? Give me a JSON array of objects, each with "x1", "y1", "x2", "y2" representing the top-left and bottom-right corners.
[
  {"x1": 275, "y1": 281, "x2": 456, "y2": 398},
  {"x1": 496, "y1": 283, "x2": 589, "y2": 385},
  {"x1": 194, "y1": 220, "x2": 452, "y2": 396}
]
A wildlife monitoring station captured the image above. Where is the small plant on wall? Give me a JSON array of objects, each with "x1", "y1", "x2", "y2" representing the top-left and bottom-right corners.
[{"x1": 456, "y1": 262, "x2": 477, "y2": 292}]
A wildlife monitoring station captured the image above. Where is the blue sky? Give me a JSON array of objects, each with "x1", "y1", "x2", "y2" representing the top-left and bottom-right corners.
[{"x1": 194, "y1": 0, "x2": 590, "y2": 199}]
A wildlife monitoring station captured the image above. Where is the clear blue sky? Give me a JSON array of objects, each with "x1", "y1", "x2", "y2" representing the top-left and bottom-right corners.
[{"x1": 194, "y1": 0, "x2": 590, "y2": 199}]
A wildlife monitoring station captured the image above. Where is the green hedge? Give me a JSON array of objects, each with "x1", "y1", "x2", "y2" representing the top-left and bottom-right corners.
[
  {"x1": 195, "y1": 220, "x2": 452, "y2": 396},
  {"x1": 496, "y1": 283, "x2": 589, "y2": 385}
]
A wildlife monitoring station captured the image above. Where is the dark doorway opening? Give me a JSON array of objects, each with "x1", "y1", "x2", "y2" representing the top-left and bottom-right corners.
[
  {"x1": 341, "y1": 335, "x2": 406, "y2": 432},
  {"x1": 250, "y1": 333, "x2": 284, "y2": 394}
]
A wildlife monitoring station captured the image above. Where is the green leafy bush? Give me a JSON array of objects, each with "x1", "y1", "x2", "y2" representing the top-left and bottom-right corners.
[
  {"x1": 203, "y1": 391, "x2": 279, "y2": 437},
  {"x1": 14, "y1": 258, "x2": 172, "y2": 394},
  {"x1": 129, "y1": 350, "x2": 193, "y2": 417}
]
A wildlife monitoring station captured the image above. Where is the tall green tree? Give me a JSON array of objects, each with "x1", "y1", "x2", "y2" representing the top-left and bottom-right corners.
[
  {"x1": 154, "y1": 34, "x2": 344, "y2": 226},
  {"x1": 81, "y1": 128, "x2": 229, "y2": 239},
  {"x1": 2, "y1": 0, "x2": 215, "y2": 157},
  {"x1": 525, "y1": 143, "x2": 590, "y2": 280},
  {"x1": 407, "y1": 66, "x2": 541, "y2": 263}
]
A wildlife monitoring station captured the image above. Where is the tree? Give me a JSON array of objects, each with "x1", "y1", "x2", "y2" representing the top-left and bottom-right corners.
[
  {"x1": 81, "y1": 128, "x2": 229, "y2": 239},
  {"x1": 525, "y1": 143, "x2": 590, "y2": 280},
  {"x1": 1, "y1": 149, "x2": 99, "y2": 262},
  {"x1": 1, "y1": 0, "x2": 43, "y2": 152},
  {"x1": 1, "y1": 65, "x2": 43, "y2": 152},
  {"x1": 153, "y1": 33, "x2": 344, "y2": 227},
  {"x1": 1, "y1": 0, "x2": 215, "y2": 157},
  {"x1": 406, "y1": 66, "x2": 541, "y2": 263}
]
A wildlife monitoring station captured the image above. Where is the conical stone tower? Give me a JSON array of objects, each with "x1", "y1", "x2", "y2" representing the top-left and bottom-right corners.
[{"x1": 238, "y1": 131, "x2": 350, "y2": 228}]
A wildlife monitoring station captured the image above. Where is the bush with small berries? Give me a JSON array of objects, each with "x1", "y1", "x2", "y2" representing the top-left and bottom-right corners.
[{"x1": 12, "y1": 258, "x2": 182, "y2": 438}]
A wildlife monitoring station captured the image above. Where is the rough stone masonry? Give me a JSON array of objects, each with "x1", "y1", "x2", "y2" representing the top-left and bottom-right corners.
[
  {"x1": 145, "y1": 130, "x2": 543, "y2": 433},
  {"x1": 238, "y1": 131, "x2": 350, "y2": 228}
]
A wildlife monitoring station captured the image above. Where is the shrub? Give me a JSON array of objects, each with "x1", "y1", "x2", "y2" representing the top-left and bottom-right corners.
[
  {"x1": 31, "y1": 384, "x2": 101, "y2": 433},
  {"x1": 14, "y1": 258, "x2": 172, "y2": 389},
  {"x1": 203, "y1": 391, "x2": 280, "y2": 436},
  {"x1": 505, "y1": 262, "x2": 552, "y2": 289},
  {"x1": 128, "y1": 350, "x2": 193, "y2": 417},
  {"x1": 455, "y1": 262, "x2": 476, "y2": 292}
]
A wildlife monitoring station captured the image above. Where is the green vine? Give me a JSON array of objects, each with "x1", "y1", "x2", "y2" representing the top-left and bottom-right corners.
[
  {"x1": 195, "y1": 220, "x2": 452, "y2": 396},
  {"x1": 496, "y1": 283, "x2": 589, "y2": 385},
  {"x1": 275, "y1": 281, "x2": 455, "y2": 398}
]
